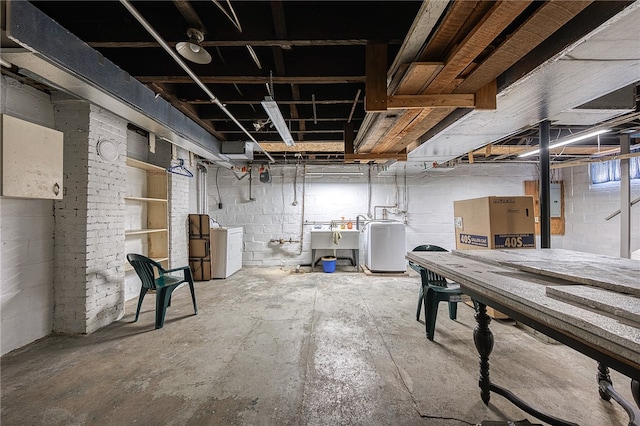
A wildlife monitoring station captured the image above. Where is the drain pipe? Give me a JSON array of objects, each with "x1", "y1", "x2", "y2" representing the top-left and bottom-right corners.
[
  {"x1": 196, "y1": 163, "x2": 208, "y2": 214},
  {"x1": 119, "y1": 0, "x2": 275, "y2": 163}
]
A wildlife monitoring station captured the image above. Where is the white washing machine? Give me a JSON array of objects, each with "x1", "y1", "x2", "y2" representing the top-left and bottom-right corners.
[
  {"x1": 364, "y1": 221, "x2": 406, "y2": 272},
  {"x1": 211, "y1": 227, "x2": 243, "y2": 278}
]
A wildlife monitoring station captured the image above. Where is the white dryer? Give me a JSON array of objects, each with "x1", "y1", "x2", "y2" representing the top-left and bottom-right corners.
[{"x1": 211, "y1": 227, "x2": 243, "y2": 278}]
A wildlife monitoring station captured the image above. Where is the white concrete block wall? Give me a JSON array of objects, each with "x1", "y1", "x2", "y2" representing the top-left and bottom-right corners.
[
  {"x1": 207, "y1": 163, "x2": 539, "y2": 267},
  {"x1": 560, "y1": 165, "x2": 640, "y2": 256},
  {"x1": 404, "y1": 164, "x2": 539, "y2": 251},
  {"x1": 52, "y1": 100, "x2": 126, "y2": 334},
  {"x1": 1, "y1": 76, "x2": 56, "y2": 355}
]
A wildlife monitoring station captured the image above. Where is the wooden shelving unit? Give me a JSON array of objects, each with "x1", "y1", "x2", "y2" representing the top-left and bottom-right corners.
[{"x1": 124, "y1": 158, "x2": 169, "y2": 271}]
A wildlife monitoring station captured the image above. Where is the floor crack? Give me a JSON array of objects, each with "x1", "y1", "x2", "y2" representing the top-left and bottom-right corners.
[{"x1": 359, "y1": 286, "x2": 475, "y2": 426}]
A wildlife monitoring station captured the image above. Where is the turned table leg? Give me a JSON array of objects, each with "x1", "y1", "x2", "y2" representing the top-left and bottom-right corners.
[
  {"x1": 597, "y1": 363, "x2": 613, "y2": 401},
  {"x1": 473, "y1": 302, "x2": 494, "y2": 404}
]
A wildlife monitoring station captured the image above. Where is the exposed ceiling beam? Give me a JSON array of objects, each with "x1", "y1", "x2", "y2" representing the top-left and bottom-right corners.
[
  {"x1": 386, "y1": 94, "x2": 475, "y2": 109},
  {"x1": 371, "y1": 0, "x2": 533, "y2": 154},
  {"x1": 455, "y1": 0, "x2": 594, "y2": 93},
  {"x1": 172, "y1": 0, "x2": 207, "y2": 33},
  {"x1": 137, "y1": 76, "x2": 365, "y2": 84},
  {"x1": 258, "y1": 142, "x2": 344, "y2": 152},
  {"x1": 87, "y1": 39, "x2": 400, "y2": 48},
  {"x1": 187, "y1": 99, "x2": 363, "y2": 105}
]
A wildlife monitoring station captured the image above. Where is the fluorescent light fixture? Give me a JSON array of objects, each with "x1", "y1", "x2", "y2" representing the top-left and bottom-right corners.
[
  {"x1": 305, "y1": 171, "x2": 364, "y2": 176},
  {"x1": 518, "y1": 129, "x2": 610, "y2": 158},
  {"x1": 261, "y1": 96, "x2": 295, "y2": 146}
]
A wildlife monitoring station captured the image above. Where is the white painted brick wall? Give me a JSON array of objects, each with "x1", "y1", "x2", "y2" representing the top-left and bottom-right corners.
[
  {"x1": 52, "y1": 100, "x2": 126, "y2": 334},
  {"x1": 1, "y1": 76, "x2": 56, "y2": 355},
  {"x1": 206, "y1": 163, "x2": 539, "y2": 267},
  {"x1": 559, "y1": 165, "x2": 640, "y2": 256},
  {"x1": 168, "y1": 149, "x2": 193, "y2": 268}
]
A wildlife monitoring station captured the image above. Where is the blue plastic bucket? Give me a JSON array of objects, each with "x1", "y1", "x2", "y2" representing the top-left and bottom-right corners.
[{"x1": 322, "y1": 256, "x2": 337, "y2": 273}]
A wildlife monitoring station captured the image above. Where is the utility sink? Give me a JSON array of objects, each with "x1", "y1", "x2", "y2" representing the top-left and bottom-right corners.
[
  {"x1": 310, "y1": 229, "x2": 361, "y2": 271},
  {"x1": 311, "y1": 229, "x2": 360, "y2": 249}
]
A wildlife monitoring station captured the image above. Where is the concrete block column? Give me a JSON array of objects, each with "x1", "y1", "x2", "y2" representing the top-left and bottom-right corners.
[{"x1": 52, "y1": 99, "x2": 126, "y2": 334}]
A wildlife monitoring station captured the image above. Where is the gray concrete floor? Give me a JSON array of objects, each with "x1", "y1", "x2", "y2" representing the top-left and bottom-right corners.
[{"x1": 1, "y1": 266, "x2": 635, "y2": 425}]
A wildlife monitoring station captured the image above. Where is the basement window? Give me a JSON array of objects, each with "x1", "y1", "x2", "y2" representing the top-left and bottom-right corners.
[{"x1": 590, "y1": 146, "x2": 640, "y2": 184}]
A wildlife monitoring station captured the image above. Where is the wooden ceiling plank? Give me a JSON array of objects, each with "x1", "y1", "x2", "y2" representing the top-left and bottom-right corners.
[
  {"x1": 373, "y1": 2, "x2": 530, "y2": 152},
  {"x1": 344, "y1": 152, "x2": 408, "y2": 162},
  {"x1": 387, "y1": 94, "x2": 475, "y2": 109},
  {"x1": 425, "y1": 0, "x2": 532, "y2": 95},
  {"x1": 372, "y1": 108, "x2": 435, "y2": 153},
  {"x1": 365, "y1": 62, "x2": 444, "y2": 153},
  {"x1": 395, "y1": 62, "x2": 444, "y2": 95},
  {"x1": 371, "y1": 110, "x2": 423, "y2": 153},
  {"x1": 471, "y1": 145, "x2": 609, "y2": 156},
  {"x1": 356, "y1": 114, "x2": 400, "y2": 153},
  {"x1": 418, "y1": 1, "x2": 485, "y2": 61},
  {"x1": 259, "y1": 142, "x2": 344, "y2": 152},
  {"x1": 388, "y1": 107, "x2": 456, "y2": 153},
  {"x1": 456, "y1": 1, "x2": 594, "y2": 93}
]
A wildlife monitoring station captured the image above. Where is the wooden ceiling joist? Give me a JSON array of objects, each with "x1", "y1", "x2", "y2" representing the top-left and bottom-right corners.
[
  {"x1": 455, "y1": 1, "x2": 594, "y2": 93},
  {"x1": 425, "y1": 0, "x2": 532, "y2": 95},
  {"x1": 137, "y1": 76, "x2": 365, "y2": 84},
  {"x1": 371, "y1": 0, "x2": 532, "y2": 153},
  {"x1": 396, "y1": 62, "x2": 444, "y2": 95},
  {"x1": 259, "y1": 142, "x2": 344, "y2": 152},
  {"x1": 344, "y1": 151, "x2": 407, "y2": 163},
  {"x1": 387, "y1": 94, "x2": 475, "y2": 109},
  {"x1": 471, "y1": 145, "x2": 614, "y2": 157}
]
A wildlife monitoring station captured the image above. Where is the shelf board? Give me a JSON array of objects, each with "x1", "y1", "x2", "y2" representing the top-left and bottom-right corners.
[
  {"x1": 125, "y1": 228, "x2": 168, "y2": 236},
  {"x1": 124, "y1": 196, "x2": 167, "y2": 203},
  {"x1": 126, "y1": 157, "x2": 166, "y2": 172}
]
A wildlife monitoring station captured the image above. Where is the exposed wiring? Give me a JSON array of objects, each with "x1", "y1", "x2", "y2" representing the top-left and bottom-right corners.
[
  {"x1": 215, "y1": 167, "x2": 222, "y2": 207},
  {"x1": 231, "y1": 169, "x2": 249, "y2": 180}
]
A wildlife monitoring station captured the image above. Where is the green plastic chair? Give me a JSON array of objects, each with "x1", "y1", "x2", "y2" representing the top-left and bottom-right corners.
[
  {"x1": 409, "y1": 245, "x2": 463, "y2": 340},
  {"x1": 127, "y1": 254, "x2": 198, "y2": 329}
]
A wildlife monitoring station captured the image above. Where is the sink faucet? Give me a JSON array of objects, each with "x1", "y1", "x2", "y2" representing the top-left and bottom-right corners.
[{"x1": 356, "y1": 215, "x2": 368, "y2": 230}]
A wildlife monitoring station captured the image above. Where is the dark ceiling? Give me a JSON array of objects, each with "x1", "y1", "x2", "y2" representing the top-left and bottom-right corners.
[{"x1": 6, "y1": 1, "x2": 640, "y2": 167}]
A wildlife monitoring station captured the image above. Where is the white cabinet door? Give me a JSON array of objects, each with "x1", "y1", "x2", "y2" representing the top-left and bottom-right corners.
[{"x1": 1, "y1": 114, "x2": 63, "y2": 199}]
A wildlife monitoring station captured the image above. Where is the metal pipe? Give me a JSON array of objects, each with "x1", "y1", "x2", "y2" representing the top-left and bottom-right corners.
[
  {"x1": 356, "y1": 215, "x2": 368, "y2": 231},
  {"x1": 373, "y1": 205, "x2": 397, "y2": 220},
  {"x1": 539, "y1": 120, "x2": 551, "y2": 248},
  {"x1": 196, "y1": 163, "x2": 207, "y2": 214},
  {"x1": 620, "y1": 134, "x2": 631, "y2": 258},
  {"x1": 118, "y1": 0, "x2": 275, "y2": 163}
]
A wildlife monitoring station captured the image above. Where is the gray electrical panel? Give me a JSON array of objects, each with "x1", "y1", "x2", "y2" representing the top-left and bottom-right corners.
[{"x1": 550, "y1": 183, "x2": 562, "y2": 218}]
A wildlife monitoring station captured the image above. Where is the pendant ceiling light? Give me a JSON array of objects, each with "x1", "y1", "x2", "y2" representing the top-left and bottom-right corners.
[{"x1": 175, "y1": 28, "x2": 212, "y2": 64}]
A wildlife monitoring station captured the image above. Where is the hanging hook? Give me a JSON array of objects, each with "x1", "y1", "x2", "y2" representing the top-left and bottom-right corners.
[{"x1": 166, "y1": 158, "x2": 193, "y2": 177}]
